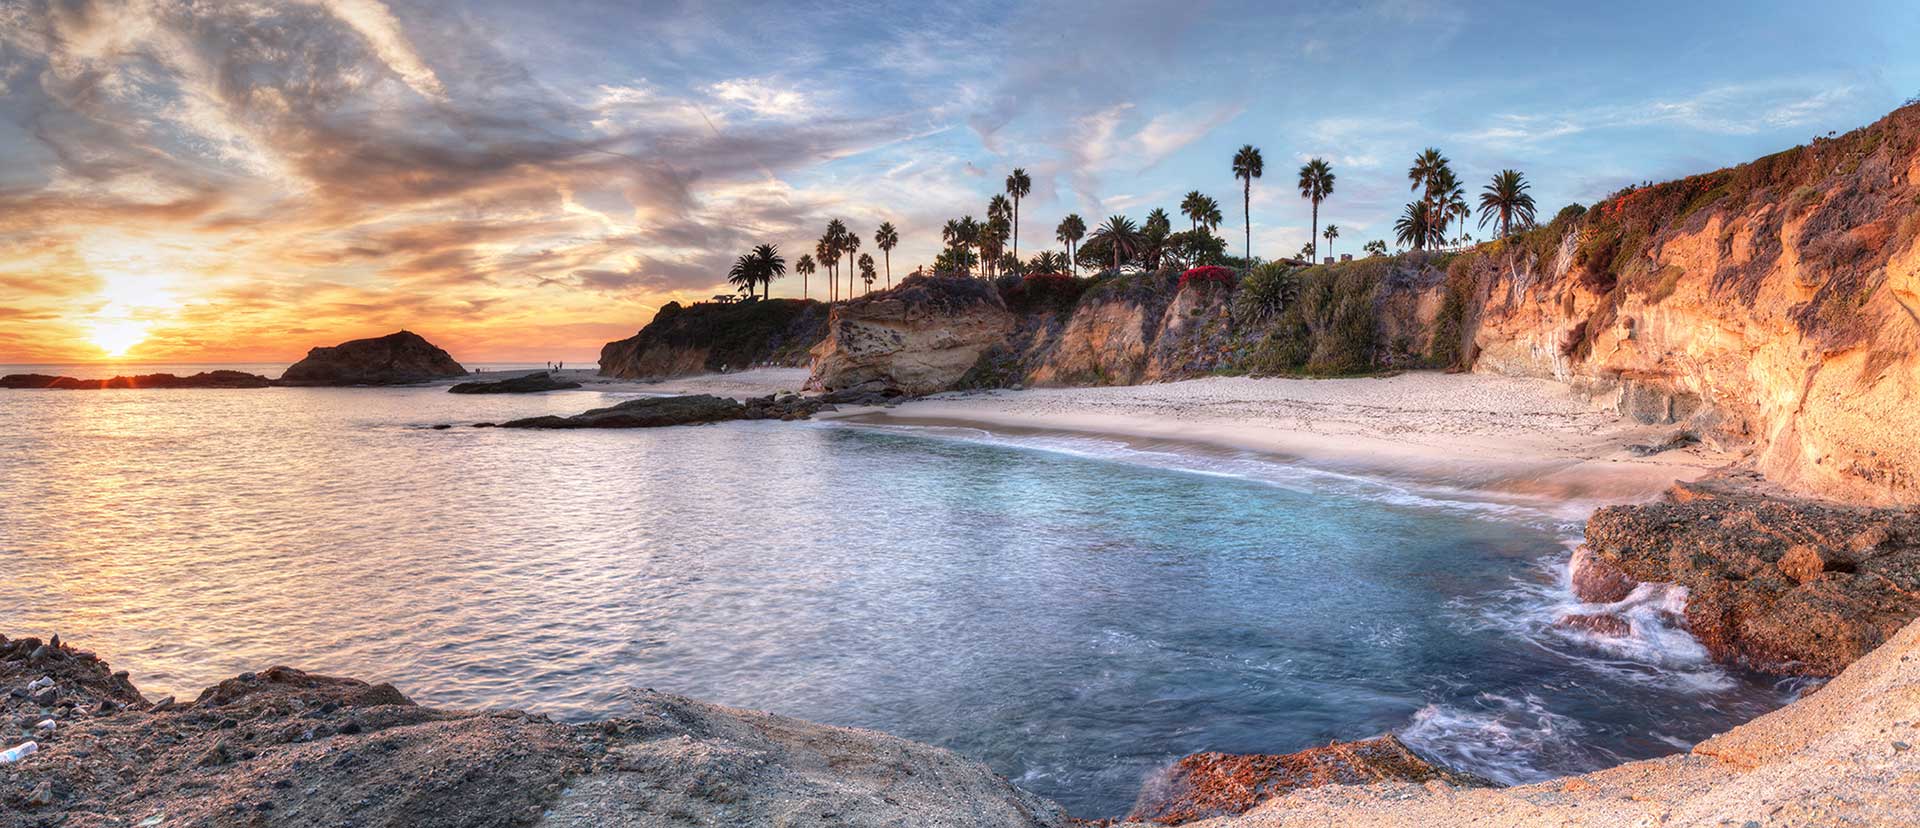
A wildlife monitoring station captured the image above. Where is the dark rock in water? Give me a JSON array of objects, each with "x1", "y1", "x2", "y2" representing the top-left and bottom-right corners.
[
  {"x1": 1556, "y1": 612, "x2": 1632, "y2": 637},
  {"x1": 815, "y1": 379, "x2": 907, "y2": 406},
  {"x1": 1583, "y1": 477, "x2": 1920, "y2": 677},
  {"x1": 1124, "y1": 735, "x2": 1490, "y2": 825},
  {"x1": 276, "y1": 331, "x2": 466, "y2": 386},
  {"x1": 501, "y1": 392, "x2": 831, "y2": 430},
  {"x1": 430, "y1": 424, "x2": 452, "y2": 430},
  {"x1": 1569, "y1": 546, "x2": 1640, "y2": 604},
  {"x1": 448, "y1": 372, "x2": 582, "y2": 394},
  {"x1": 1, "y1": 370, "x2": 272, "y2": 389}
]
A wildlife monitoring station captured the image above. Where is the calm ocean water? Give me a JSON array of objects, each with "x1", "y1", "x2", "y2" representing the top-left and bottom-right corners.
[{"x1": 0, "y1": 377, "x2": 1795, "y2": 816}]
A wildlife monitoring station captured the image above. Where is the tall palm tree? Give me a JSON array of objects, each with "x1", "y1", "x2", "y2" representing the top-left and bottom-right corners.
[
  {"x1": 981, "y1": 216, "x2": 1009, "y2": 278},
  {"x1": 1297, "y1": 157, "x2": 1335, "y2": 261},
  {"x1": 858, "y1": 253, "x2": 876, "y2": 293},
  {"x1": 824, "y1": 219, "x2": 848, "y2": 300},
  {"x1": 1180, "y1": 190, "x2": 1208, "y2": 230},
  {"x1": 1408, "y1": 148, "x2": 1448, "y2": 201},
  {"x1": 1201, "y1": 197, "x2": 1223, "y2": 233},
  {"x1": 874, "y1": 222, "x2": 899, "y2": 287},
  {"x1": 1431, "y1": 167, "x2": 1468, "y2": 245},
  {"x1": 1322, "y1": 225, "x2": 1340, "y2": 261},
  {"x1": 1088, "y1": 214, "x2": 1145, "y2": 275},
  {"x1": 1478, "y1": 169, "x2": 1537, "y2": 239},
  {"x1": 795, "y1": 254, "x2": 816, "y2": 300},
  {"x1": 1005, "y1": 168, "x2": 1031, "y2": 261},
  {"x1": 1232, "y1": 145, "x2": 1263, "y2": 266},
  {"x1": 749, "y1": 243, "x2": 785, "y2": 299},
  {"x1": 840, "y1": 227, "x2": 861, "y2": 298},
  {"x1": 942, "y1": 218, "x2": 964, "y2": 257},
  {"x1": 815, "y1": 233, "x2": 838, "y2": 299},
  {"x1": 1143, "y1": 208, "x2": 1172, "y2": 271},
  {"x1": 1406, "y1": 148, "x2": 1455, "y2": 250},
  {"x1": 1056, "y1": 214, "x2": 1085, "y2": 276}
]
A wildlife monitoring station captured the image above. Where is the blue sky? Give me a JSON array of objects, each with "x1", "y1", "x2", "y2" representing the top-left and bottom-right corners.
[{"x1": 2, "y1": 0, "x2": 1916, "y2": 360}]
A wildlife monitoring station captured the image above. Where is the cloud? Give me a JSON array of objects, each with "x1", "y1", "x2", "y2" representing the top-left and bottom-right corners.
[
  {"x1": 708, "y1": 78, "x2": 813, "y2": 121},
  {"x1": 1461, "y1": 82, "x2": 1862, "y2": 148}
]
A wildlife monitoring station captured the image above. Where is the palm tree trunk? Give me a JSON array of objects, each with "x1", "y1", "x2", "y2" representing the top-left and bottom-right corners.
[
  {"x1": 1311, "y1": 201, "x2": 1319, "y2": 262},
  {"x1": 884, "y1": 251, "x2": 891, "y2": 288},
  {"x1": 1243, "y1": 182, "x2": 1252, "y2": 267},
  {"x1": 1012, "y1": 199, "x2": 1019, "y2": 263}
]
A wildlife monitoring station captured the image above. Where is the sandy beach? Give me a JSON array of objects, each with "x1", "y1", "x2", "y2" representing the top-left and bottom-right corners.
[{"x1": 605, "y1": 367, "x2": 1731, "y2": 505}]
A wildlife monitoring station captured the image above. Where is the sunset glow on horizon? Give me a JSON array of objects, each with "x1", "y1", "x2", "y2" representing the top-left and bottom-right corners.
[{"x1": 3, "y1": 1, "x2": 1915, "y2": 364}]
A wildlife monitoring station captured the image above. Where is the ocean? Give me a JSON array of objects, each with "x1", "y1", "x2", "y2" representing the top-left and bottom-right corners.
[{"x1": 0, "y1": 373, "x2": 1795, "y2": 817}]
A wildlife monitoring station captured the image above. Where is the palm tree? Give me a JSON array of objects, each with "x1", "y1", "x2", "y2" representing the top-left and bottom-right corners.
[
  {"x1": 1478, "y1": 169, "x2": 1537, "y2": 239},
  {"x1": 988, "y1": 194, "x2": 1011, "y2": 224},
  {"x1": 1297, "y1": 157, "x2": 1335, "y2": 261},
  {"x1": 874, "y1": 222, "x2": 899, "y2": 287},
  {"x1": 981, "y1": 216, "x2": 1009, "y2": 278},
  {"x1": 824, "y1": 219, "x2": 848, "y2": 300},
  {"x1": 956, "y1": 215, "x2": 981, "y2": 277},
  {"x1": 1088, "y1": 214, "x2": 1145, "y2": 275},
  {"x1": 726, "y1": 253, "x2": 756, "y2": 298},
  {"x1": 1056, "y1": 214, "x2": 1085, "y2": 276},
  {"x1": 816, "y1": 233, "x2": 838, "y2": 299},
  {"x1": 1180, "y1": 190, "x2": 1208, "y2": 230},
  {"x1": 1432, "y1": 168, "x2": 1468, "y2": 245},
  {"x1": 858, "y1": 253, "x2": 876, "y2": 293},
  {"x1": 750, "y1": 243, "x2": 785, "y2": 299},
  {"x1": 1005, "y1": 168, "x2": 1031, "y2": 261},
  {"x1": 1143, "y1": 208, "x2": 1172, "y2": 271},
  {"x1": 795, "y1": 254, "x2": 816, "y2": 299},
  {"x1": 1394, "y1": 201, "x2": 1443, "y2": 251},
  {"x1": 1322, "y1": 224, "x2": 1340, "y2": 261},
  {"x1": 942, "y1": 218, "x2": 965, "y2": 258},
  {"x1": 1232, "y1": 145, "x2": 1263, "y2": 267},
  {"x1": 1201, "y1": 197, "x2": 1223, "y2": 233},
  {"x1": 1408, "y1": 148, "x2": 1448, "y2": 201},
  {"x1": 840, "y1": 227, "x2": 861, "y2": 298}
]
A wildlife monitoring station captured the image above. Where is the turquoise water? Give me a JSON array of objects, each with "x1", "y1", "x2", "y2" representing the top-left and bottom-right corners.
[{"x1": 0, "y1": 382, "x2": 1794, "y2": 817}]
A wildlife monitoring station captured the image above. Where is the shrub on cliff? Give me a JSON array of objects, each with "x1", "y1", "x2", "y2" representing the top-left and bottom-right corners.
[
  {"x1": 599, "y1": 298, "x2": 828, "y2": 378},
  {"x1": 1000, "y1": 272, "x2": 1087, "y2": 317},
  {"x1": 1247, "y1": 259, "x2": 1384, "y2": 376},
  {"x1": 1178, "y1": 265, "x2": 1237, "y2": 289},
  {"x1": 1231, "y1": 262, "x2": 1301, "y2": 324}
]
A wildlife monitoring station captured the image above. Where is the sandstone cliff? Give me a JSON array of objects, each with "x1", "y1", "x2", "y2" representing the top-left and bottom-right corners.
[
  {"x1": 807, "y1": 274, "x2": 1015, "y2": 395},
  {"x1": 277, "y1": 330, "x2": 466, "y2": 386},
  {"x1": 599, "y1": 298, "x2": 827, "y2": 380}
]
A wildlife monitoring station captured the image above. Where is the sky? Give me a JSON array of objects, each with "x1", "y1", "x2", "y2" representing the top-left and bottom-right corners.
[{"x1": 2, "y1": 0, "x2": 1917, "y2": 364}]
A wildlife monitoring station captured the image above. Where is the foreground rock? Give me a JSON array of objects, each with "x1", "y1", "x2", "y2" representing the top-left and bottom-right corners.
[
  {"x1": 809, "y1": 274, "x2": 1016, "y2": 396},
  {"x1": 448, "y1": 372, "x2": 582, "y2": 394},
  {"x1": 0, "y1": 634, "x2": 1067, "y2": 828},
  {"x1": 0, "y1": 370, "x2": 271, "y2": 389},
  {"x1": 1159, "y1": 617, "x2": 1920, "y2": 828},
  {"x1": 1582, "y1": 475, "x2": 1920, "y2": 676},
  {"x1": 277, "y1": 330, "x2": 467, "y2": 386},
  {"x1": 1120, "y1": 736, "x2": 1489, "y2": 825}
]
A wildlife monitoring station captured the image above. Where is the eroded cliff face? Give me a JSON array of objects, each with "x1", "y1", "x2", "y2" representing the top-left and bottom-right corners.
[
  {"x1": 806, "y1": 275, "x2": 1015, "y2": 395},
  {"x1": 1467, "y1": 104, "x2": 1920, "y2": 504}
]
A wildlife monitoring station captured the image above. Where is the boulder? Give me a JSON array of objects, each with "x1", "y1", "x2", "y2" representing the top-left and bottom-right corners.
[
  {"x1": 1569, "y1": 546, "x2": 1639, "y2": 604},
  {"x1": 277, "y1": 331, "x2": 466, "y2": 386},
  {"x1": 1582, "y1": 477, "x2": 1920, "y2": 676},
  {"x1": 1124, "y1": 735, "x2": 1489, "y2": 825},
  {"x1": 808, "y1": 275, "x2": 1015, "y2": 396},
  {"x1": 448, "y1": 372, "x2": 582, "y2": 394}
]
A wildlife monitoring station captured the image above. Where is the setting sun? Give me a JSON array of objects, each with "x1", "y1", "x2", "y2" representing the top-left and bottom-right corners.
[{"x1": 88, "y1": 317, "x2": 151, "y2": 357}]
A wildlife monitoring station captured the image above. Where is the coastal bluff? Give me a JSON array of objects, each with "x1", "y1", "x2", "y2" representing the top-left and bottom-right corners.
[{"x1": 277, "y1": 330, "x2": 466, "y2": 386}]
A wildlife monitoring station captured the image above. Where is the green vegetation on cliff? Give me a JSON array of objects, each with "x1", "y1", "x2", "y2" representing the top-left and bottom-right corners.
[{"x1": 598, "y1": 298, "x2": 828, "y2": 379}]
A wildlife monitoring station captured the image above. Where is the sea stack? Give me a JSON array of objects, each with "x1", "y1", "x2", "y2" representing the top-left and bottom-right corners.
[{"x1": 277, "y1": 331, "x2": 467, "y2": 386}]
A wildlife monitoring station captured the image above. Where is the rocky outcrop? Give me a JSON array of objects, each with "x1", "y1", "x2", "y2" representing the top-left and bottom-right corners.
[
  {"x1": 0, "y1": 370, "x2": 272, "y2": 389},
  {"x1": 0, "y1": 634, "x2": 1065, "y2": 827},
  {"x1": 1581, "y1": 475, "x2": 1920, "y2": 676},
  {"x1": 1120, "y1": 736, "x2": 1489, "y2": 825},
  {"x1": 808, "y1": 275, "x2": 1015, "y2": 395},
  {"x1": 277, "y1": 330, "x2": 466, "y2": 386},
  {"x1": 500, "y1": 393, "x2": 829, "y2": 429},
  {"x1": 448, "y1": 372, "x2": 582, "y2": 394},
  {"x1": 600, "y1": 298, "x2": 827, "y2": 380}
]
